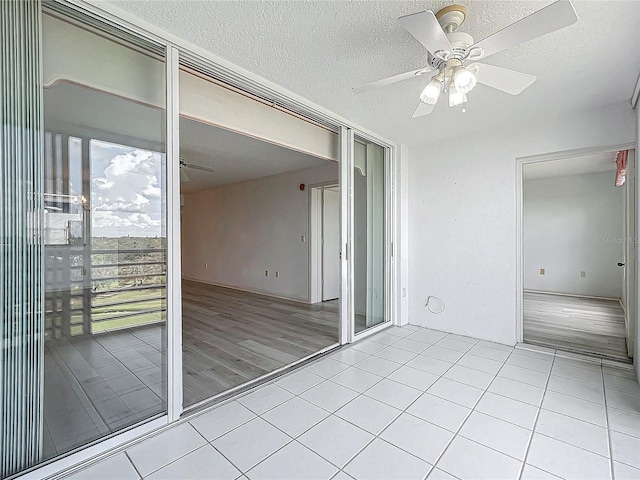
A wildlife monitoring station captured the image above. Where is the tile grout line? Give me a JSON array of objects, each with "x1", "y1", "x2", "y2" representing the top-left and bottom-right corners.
[
  {"x1": 320, "y1": 333, "x2": 475, "y2": 477},
  {"x1": 311, "y1": 335, "x2": 453, "y2": 474},
  {"x1": 339, "y1": 335, "x2": 466, "y2": 479},
  {"x1": 204, "y1": 416, "x2": 296, "y2": 479},
  {"x1": 517, "y1": 347, "x2": 556, "y2": 480},
  {"x1": 602, "y1": 363, "x2": 616, "y2": 480},
  {"x1": 123, "y1": 450, "x2": 143, "y2": 480},
  {"x1": 229, "y1": 353, "x2": 408, "y2": 477},
  {"x1": 135, "y1": 424, "x2": 213, "y2": 478},
  {"x1": 382, "y1": 336, "x2": 494, "y2": 479}
]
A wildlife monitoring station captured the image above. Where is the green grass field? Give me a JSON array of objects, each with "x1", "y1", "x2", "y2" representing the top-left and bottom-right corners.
[{"x1": 91, "y1": 289, "x2": 166, "y2": 334}]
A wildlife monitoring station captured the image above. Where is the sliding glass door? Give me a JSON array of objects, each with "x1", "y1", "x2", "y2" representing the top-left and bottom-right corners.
[{"x1": 352, "y1": 135, "x2": 390, "y2": 335}]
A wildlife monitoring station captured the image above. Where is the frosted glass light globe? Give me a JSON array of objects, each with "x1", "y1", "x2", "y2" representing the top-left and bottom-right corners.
[
  {"x1": 449, "y1": 88, "x2": 467, "y2": 107},
  {"x1": 452, "y1": 67, "x2": 477, "y2": 94},
  {"x1": 420, "y1": 79, "x2": 442, "y2": 105}
]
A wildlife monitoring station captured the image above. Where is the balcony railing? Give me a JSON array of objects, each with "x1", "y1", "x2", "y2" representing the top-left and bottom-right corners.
[{"x1": 45, "y1": 246, "x2": 166, "y2": 340}]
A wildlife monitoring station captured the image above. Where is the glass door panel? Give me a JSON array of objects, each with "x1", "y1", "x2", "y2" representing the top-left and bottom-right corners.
[
  {"x1": 41, "y1": 6, "x2": 167, "y2": 463},
  {"x1": 353, "y1": 136, "x2": 387, "y2": 334}
]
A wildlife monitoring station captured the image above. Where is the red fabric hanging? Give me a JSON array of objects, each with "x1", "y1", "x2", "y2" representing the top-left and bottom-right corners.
[{"x1": 615, "y1": 150, "x2": 629, "y2": 187}]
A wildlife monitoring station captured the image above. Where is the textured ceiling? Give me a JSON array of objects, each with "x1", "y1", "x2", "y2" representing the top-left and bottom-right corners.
[{"x1": 104, "y1": 0, "x2": 640, "y2": 147}]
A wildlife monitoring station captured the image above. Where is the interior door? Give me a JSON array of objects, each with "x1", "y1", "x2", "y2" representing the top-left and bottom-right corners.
[{"x1": 322, "y1": 187, "x2": 340, "y2": 300}]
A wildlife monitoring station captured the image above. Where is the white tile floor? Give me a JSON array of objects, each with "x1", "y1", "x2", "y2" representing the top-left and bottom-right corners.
[{"x1": 65, "y1": 325, "x2": 640, "y2": 480}]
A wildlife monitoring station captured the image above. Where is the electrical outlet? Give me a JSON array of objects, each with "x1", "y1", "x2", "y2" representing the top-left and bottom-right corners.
[
  {"x1": 539, "y1": 268, "x2": 545, "y2": 275},
  {"x1": 300, "y1": 235, "x2": 305, "y2": 243},
  {"x1": 580, "y1": 271, "x2": 586, "y2": 278},
  {"x1": 265, "y1": 270, "x2": 269, "y2": 276}
]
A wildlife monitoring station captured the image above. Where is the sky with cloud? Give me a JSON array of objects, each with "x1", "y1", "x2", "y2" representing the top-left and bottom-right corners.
[{"x1": 90, "y1": 140, "x2": 165, "y2": 238}]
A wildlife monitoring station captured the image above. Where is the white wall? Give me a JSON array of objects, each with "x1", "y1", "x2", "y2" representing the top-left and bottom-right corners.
[
  {"x1": 523, "y1": 172, "x2": 623, "y2": 298},
  {"x1": 407, "y1": 101, "x2": 636, "y2": 345},
  {"x1": 181, "y1": 162, "x2": 338, "y2": 301}
]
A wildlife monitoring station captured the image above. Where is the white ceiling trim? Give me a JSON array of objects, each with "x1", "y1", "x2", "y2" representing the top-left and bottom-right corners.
[
  {"x1": 180, "y1": 112, "x2": 338, "y2": 164},
  {"x1": 517, "y1": 143, "x2": 636, "y2": 165},
  {"x1": 180, "y1": 69, "x2": 338, "y2": 161}
]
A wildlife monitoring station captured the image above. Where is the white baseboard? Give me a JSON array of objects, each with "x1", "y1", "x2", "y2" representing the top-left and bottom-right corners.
[
  {"x1": 524, "y1": 289, "x2": 621, "y2": 302},
  {"x1": 182, "y1": 276, "x2": 314, "y2": 305}
]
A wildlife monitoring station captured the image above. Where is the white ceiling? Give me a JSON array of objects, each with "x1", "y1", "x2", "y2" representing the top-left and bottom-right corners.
[
  {"x1": 105, "y1": 0, "x2": 640, "y2": 147},
  {"x1": 523, "y1": 151, "x2": 618, "y2": 180},
  {"x1": 180, "y1": 118, "x2": 330, "y2": 193}
]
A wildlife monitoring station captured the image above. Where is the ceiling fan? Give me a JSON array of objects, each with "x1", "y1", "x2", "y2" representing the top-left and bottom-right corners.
[
  {"x1": 179, "y1": 157, "x2": 215, "y2": 182},
  {"x1": 353, "y1": 0, "x2": 578, "y2": 117}
]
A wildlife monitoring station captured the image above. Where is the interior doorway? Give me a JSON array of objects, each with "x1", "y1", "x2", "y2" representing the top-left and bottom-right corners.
[{"x1": 518, "y1": 148, "x2": 636, "y2": 362}]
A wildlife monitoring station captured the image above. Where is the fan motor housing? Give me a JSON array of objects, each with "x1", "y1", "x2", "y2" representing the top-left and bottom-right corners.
[
  {"x1": 446, "y1": 31, "x2": 474, "y2": 53},
  {"x1": 429, "y1": 5, "x2": 475, "y2": 68},
  {"x1": 428, "y1": 30, "x2": 473, "y2": 68}
]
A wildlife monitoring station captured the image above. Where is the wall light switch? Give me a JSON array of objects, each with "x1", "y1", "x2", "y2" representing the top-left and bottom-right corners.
[
  {"x1": 301, "y1": 235, "x2": 305, "y2": 243},
  {"x1": 275, "y1": 272, "x2": 279, "y2": 278},
  {"x1": 539, "y1": 268, "x2": 545, "y2": 275}
]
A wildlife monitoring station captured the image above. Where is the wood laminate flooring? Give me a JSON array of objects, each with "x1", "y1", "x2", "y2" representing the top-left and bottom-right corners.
[
  {"x1": 182, "y1": 280, "x2": 339, "y2": 406},
  {"x1": 523, "y1": 291, "x2": 629, "y2": 360}
]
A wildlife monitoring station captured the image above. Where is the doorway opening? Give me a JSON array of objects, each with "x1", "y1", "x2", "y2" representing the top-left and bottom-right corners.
[
  {"x1": 178, "y1": 68, "x2": 341, "y2": 408},
  {"x1": 519, "y1": 148, "x2": 636, "y2": 362}
]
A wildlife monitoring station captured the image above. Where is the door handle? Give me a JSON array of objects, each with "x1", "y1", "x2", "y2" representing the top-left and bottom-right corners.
[{"x1": 618, "y1": 262, "x2": 625, "y2": 266}]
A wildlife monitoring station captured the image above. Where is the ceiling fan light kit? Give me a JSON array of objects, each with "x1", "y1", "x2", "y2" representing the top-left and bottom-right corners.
[{"x1": 353, "y1": 0, "x2": 578, "y2": 117}]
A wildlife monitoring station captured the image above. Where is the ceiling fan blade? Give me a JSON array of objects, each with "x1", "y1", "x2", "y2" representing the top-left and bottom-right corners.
[
  {"x1": 185, "y1": 164, "x2": 215, "y2": 173},
  {"x1": 353, "y1": 68, "x2": 433, "y2": 94},
  {"x1": 412, "y1": 101, "x2": 435, "y2": 118},
  {"x1": 180, "y1": 168, "x2": 190, "y2": 182},
  {"x1": 469, "y1": 0, "x2": 578, "y2": 60},
  {"x1": 398, "y1": 11, "x2": 453, "y2": 57},
  {"x1": 471, "y1": 63, "x2": 537, "y2": 95}
]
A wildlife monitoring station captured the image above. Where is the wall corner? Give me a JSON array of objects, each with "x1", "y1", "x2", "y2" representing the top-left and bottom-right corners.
[{"x1": 398, "y1": 144, "x2": 410, "y2": 326}]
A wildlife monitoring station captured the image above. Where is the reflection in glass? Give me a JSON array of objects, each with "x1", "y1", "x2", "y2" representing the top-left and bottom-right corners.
[
  {"x1": 354, "y1": 138, "x2": 386, "y2": 333},
  {"x1": 41, "y1": 10, "x2": 167, "y2": 463}
]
